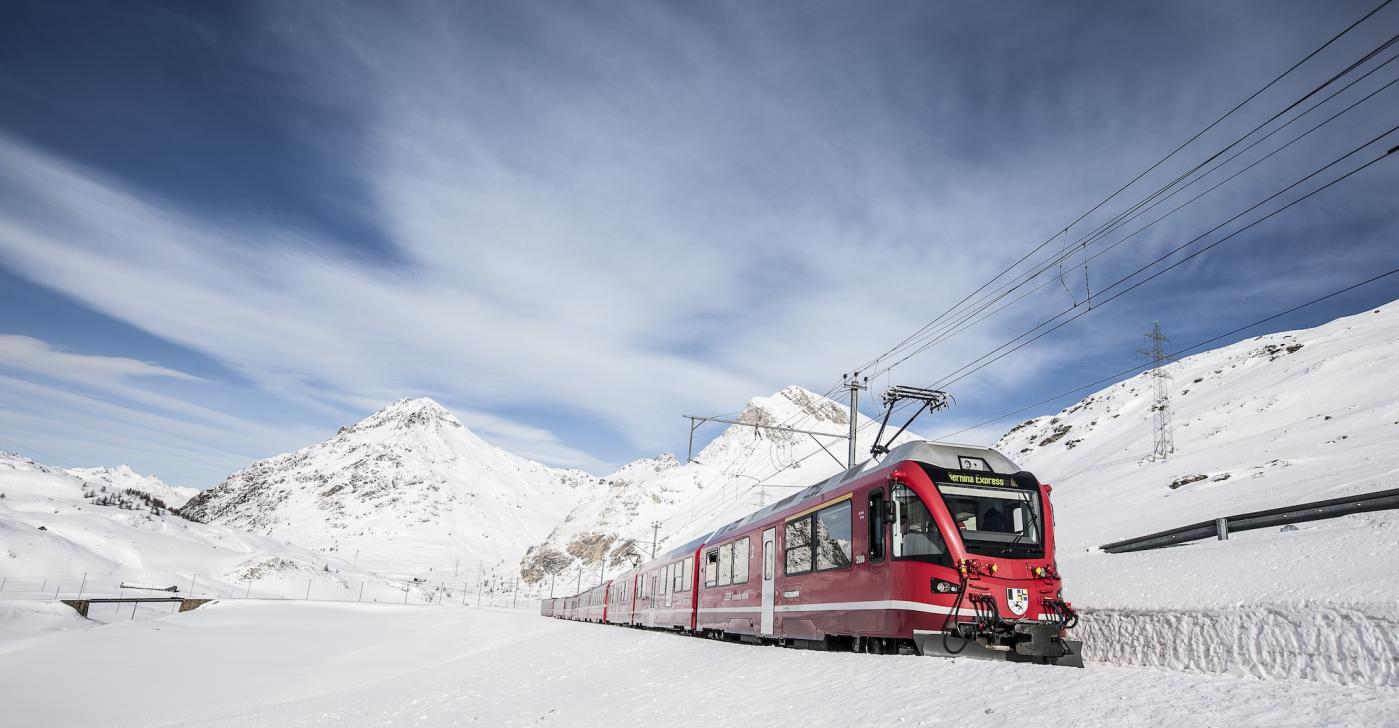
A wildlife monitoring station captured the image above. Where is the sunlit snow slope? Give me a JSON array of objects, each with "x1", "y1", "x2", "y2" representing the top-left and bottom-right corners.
[
  {"x1": 998, "y1": 302, "x2": 1399, "y2": 610},
  {"x1": 64, "y1": 464, "x2": 198, "y2": 509},
  {"x1": 0, "y1": 452, "x2": 378, "y2": 599},
  {"x1": 182, "y1": 398, "x2": 602, "y2": 574}
]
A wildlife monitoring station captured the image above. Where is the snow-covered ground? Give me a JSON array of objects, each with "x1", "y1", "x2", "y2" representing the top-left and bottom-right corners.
[
  {"x1": 989, "y1": 303, "x2": 1399, "y2": 685},
  {"x1": 1, "y1": 600, "x2": 1395, "y2": 728},
  {"x1": 0, "y1": 451, "x2": 424, "y2": 604}
]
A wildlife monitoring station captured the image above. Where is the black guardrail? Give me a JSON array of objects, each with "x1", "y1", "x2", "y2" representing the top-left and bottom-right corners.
[{"x1": 1100, "y1": 487, "x2": 1399, "y2": 554}]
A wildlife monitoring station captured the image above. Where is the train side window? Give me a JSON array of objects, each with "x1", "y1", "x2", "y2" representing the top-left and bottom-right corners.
[
  {"x1": 763, "y1": 540, "x2": 774, "y2": 581},
  {"x1": 718, "y1": 543, "x2": 734, "y2": 586},
  {"x1": 683, "y1": 556, "x2": 694, "y2": 592},
  {"x1": 893, "y1": 484, "x2": 950, "y2": 565},
  {"x1": 868, "y1": 489, "x2": 886, "y2": 562},
  {"x1": 784, "y1": 517, "x2": 812, "y2": 575},
  {"x1": 732, "y1": 537, "x2": 750, "y2": 584},
  {"x1": 672, "y1": 561, "x2": 684, "y2": 593},
  {"x1": 705, "y1": 549, "x2": 719, "y2": 587},
  {"x1": 815, "y1": 501, "x2": 853, "y2": 570}
]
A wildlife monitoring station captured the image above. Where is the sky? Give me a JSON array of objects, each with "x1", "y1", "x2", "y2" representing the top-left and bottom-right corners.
[{"x1": 1, "y1": 0, "x2": 1396, "y2": 487}]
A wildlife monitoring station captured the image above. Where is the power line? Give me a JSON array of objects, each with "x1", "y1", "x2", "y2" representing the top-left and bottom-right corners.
[
  {"x1": 929, "y1": 267, "x2": 1399, "y2": 442},
  {"x1": 841, "y1": 0, "x2": 1395, "y2": 382},
  {"x1": 658, "y1": 1, "x2": 1399, "y2": 546},
  {"x1": 869, "y1": 65, "x2": 1399, "y2": 382},
  {"x1": 925, "y1": 126, "x2": 1397, "y2": 395},
  {"x1": 851, "y1": 37, "x2": 1399, "y2": 389}
]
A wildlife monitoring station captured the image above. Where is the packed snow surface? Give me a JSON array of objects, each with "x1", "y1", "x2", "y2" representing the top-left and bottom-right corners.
[{"x1": 1, "y1": 601, "x2": 1395, "y2": 727}]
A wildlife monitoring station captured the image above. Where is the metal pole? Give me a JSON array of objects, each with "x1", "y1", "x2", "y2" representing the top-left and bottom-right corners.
[
  {"x1": 358, "y1": 581, "x2": 364, "y2": 602},
  {"x1": 40, "y1": 577, "x2": 46, "y2": 592},
  {"x1": 305, "y1": 578, "x2": 312, "y2": 600},
  {"x1": 1, "y1": 577, "x2": 6, "y2": 592},
  {"x1": 846, "y1": 372, "x2": 865, "y2": 468},
  {"x1": 403, "y1": 584, "x2": 409, "y2": 604},
  {"x1": 77, "y1": 573, "x2": 87, "y2": 599},
  {"x1": 189, "y1": 574, "x2": 197, "y2": 596},
  {"x1": 1215, "y1": 518, "x2": 1230, "y2": 540},
  {"x1": 247, "y1": 580, "x2": 253, "y2": 599},
  {"x1": 651, "y1": 521, "x2": 661, "y2": 559},
  {"x1": 462, "y1": 583, "x2": 468, "y2": 605}
]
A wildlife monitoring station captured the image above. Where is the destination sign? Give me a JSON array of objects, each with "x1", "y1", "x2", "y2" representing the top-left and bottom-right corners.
[{"x1": 944, "y1": 471, "x2": 1012, "y2": 488}]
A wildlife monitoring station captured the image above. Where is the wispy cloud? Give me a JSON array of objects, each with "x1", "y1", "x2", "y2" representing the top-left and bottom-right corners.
[{"x1": 0, "y1": 0, "x2": 1394, "y2": 485}]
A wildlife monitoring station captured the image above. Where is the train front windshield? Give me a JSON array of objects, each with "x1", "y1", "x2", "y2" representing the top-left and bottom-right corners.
[{"x1": 936, "y1": 483, "x2": 1044, "y2": 557}]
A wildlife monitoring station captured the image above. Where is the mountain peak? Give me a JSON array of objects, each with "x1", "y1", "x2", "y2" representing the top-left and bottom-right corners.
[
  {"x1": 743, "y1": 385, "x2": 849, "y2": 426},
  {"x1": 342, "y1": 396, "x2": 464, "y2": 435}
]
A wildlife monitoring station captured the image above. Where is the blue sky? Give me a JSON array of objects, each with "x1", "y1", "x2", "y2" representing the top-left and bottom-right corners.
[{"x1": 1, "y1": 0, "x2": 1396, "y2": 487}]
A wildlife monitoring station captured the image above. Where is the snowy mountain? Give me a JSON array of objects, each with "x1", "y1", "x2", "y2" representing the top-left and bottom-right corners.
[
  {"x1": 0, "y1": 451, "x2": 387, "y2": 601},
  {"x1": 520, "y1": 385, "x2": 921, "y2": 592},
  {"x1": 996, "y1": 301, "x2": 1399, "y2": 610},
  {"x1": 181, "y1": 398, "x2": 603, "y2": 576},
  {"x1": 64, "y1": 465, "x2": 198, "y2": 509}
]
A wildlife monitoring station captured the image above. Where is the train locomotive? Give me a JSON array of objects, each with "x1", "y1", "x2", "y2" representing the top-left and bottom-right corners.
[{"x1": 541, "y1": 440, "x2": 1084, "y2": 667}]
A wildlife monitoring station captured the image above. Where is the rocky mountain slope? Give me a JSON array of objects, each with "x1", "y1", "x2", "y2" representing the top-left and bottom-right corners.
[
  {"x1": 520, "y1": 385, "x2": 922, "y2": 592},
  {"x1": 181, "y1": 398, "x2": 602, "y2": 575}
]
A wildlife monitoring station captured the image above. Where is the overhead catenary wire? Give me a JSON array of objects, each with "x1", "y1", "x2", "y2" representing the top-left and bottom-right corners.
[
  {"x1": 929, "y1": 266, "x2": 1399, "y2": 442},
  {"x1": 849, "y1": 35, "x2": 1399, "y2": 389},
  {"x1": 869, "y1": 65, "x2": 1399, "y2": 381},
  {"x1": 656, "y1": 1, "x2": 1399, "y2": 544},
  {"x1": 841, "y1": 0, "x2": 1395, "y2": 383},
  {"x1": 922, "y1": 127, "x2": 1398, "y2": 395}
]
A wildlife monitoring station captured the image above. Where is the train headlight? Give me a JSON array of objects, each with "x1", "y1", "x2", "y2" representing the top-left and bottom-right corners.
[{"x1": 930, "y1": 578, "x2": 961, "y2": 594}]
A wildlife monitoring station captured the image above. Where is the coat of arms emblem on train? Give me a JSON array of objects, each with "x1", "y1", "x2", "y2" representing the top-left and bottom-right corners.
[{"x1": 1007, "y1": 588, "x2": 1029, "y2": 616}]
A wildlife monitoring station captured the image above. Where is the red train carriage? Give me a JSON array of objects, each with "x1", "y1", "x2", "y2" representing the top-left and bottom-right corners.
[
  {"x1": 545, "y1": 441, "x2": 1082, "y2": 666},
  {"x1": 629, "y1": 538, "x2": 704, "y2": 630}
]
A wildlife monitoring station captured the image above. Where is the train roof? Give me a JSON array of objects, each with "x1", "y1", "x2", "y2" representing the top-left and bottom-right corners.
[{"x1": 704, "y1": 440, "x2": 1023, "y2": 541}]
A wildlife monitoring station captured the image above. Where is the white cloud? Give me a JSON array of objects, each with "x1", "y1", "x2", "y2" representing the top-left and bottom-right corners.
[
  {"x1": 2, "y1": 0, "x2": 1392, "y2": 484},
  {"x1": 0, "y1": 335, "x2": 198, "y2": 382}
]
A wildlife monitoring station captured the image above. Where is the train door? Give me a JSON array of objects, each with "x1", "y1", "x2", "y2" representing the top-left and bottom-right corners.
[
  {"x1": 760, "y1": 526, "x2": 776, "y2": 635},
  {"x1": 664, "y1": 562, "x2": 673, "y2": 609},
  {"x1": 648, "y1": 573, "x2": 657, "y2": 627}
]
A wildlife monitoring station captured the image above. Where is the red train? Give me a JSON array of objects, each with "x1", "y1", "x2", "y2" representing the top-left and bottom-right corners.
[{"x1": 541, "y1": 441, "x2": 1083, "y2": 666}]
